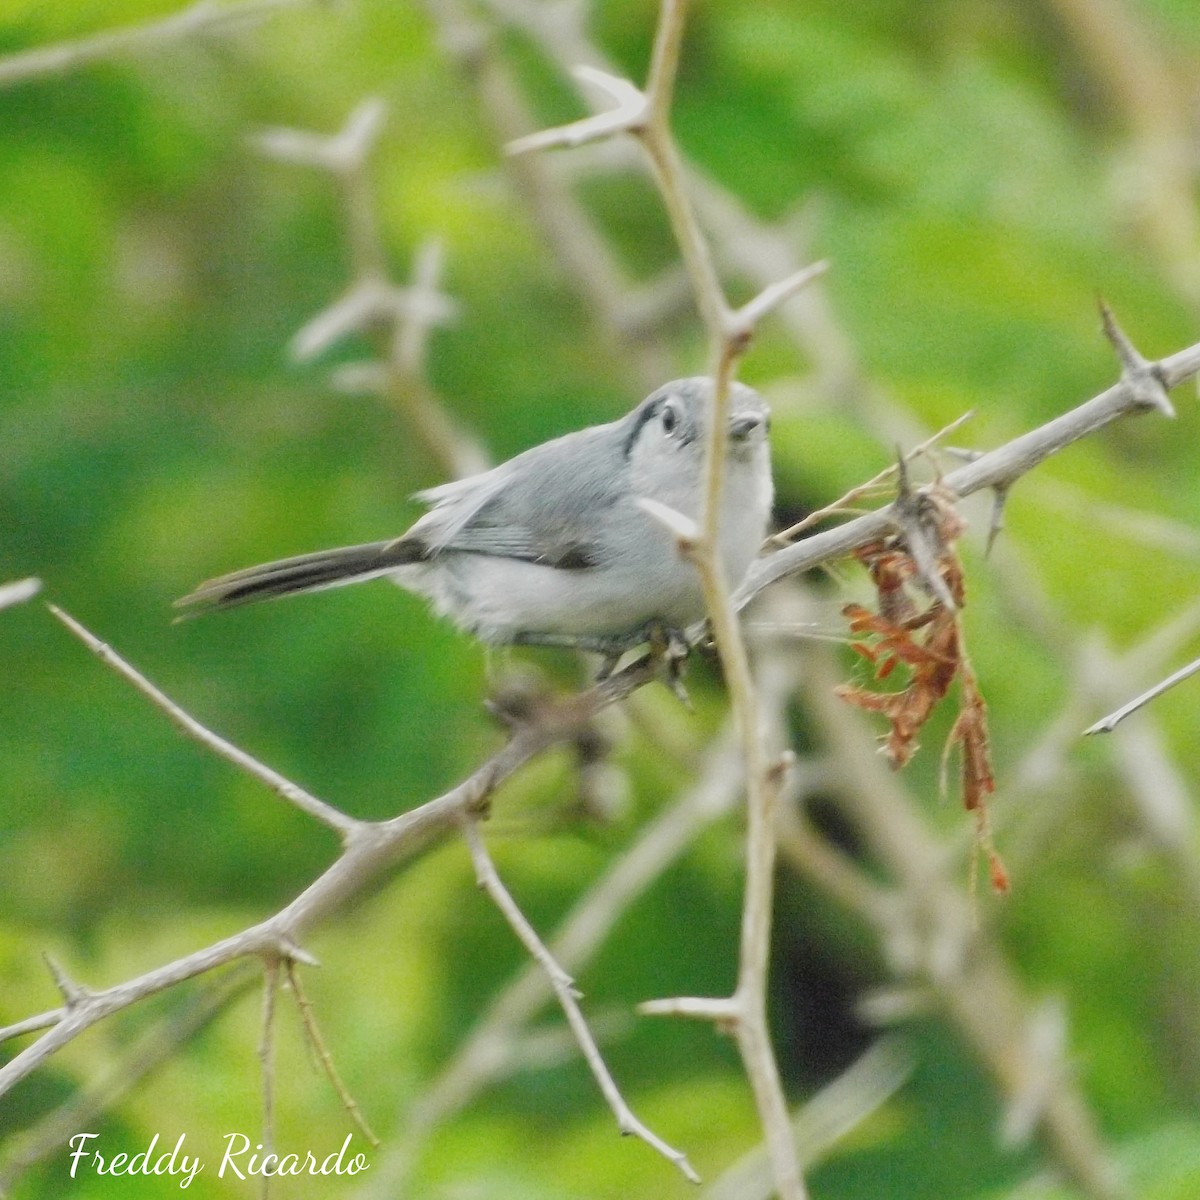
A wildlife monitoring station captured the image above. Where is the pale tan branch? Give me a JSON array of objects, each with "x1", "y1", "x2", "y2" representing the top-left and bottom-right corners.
[
  {"x1": 366, "y1": 724, "x2": 756, "y2": 1196},
  {"x1": 0, "y1": 0, "x2": 316, "y2": 89},
  {"x1": 615, "y1": 6, "x2": 811, "y2": 1197},
  {"x1": 505, "y1": 66, "x2": 648, "y2": 156},
  {"x1": 770, "y1": 410, "x2": 977, "y2": 545},
  {"x1": 0, "y1": 1009, "x2": 62, "y2": 1045},
  {"x1": 702, "y1": 1039, "x2": 913, "y2": 1200},
  {"x1": 0, "y1": 971, "x2": 255, "y2": 1192},
  {"x1": 1084, "y1": 654, "x2": 1200, "y2": 735},
  {"x1": 498, "y1": 1, "x2": 854, "y2": 1194},
  {"x1": 50, "y1": 605, "x2": 361, "y2": 838},
  {"x1": 742, "y1": 330, "x2": 1200, "y2": 606},
  {"x1": 0, "y1": 620, "x2": 660, "y2": 1099},
  {"x1": 264, "y1": 101, "x2": 485, "y2": 480},
  {"x1": 638, "y1": 996, "x2": 737, "y2": 1022},
  {"x1": 255, "y1": 98, "x2": 389, "y2": 178},
  {"x1": 728, "y1": 261, "x2": 830, "y2": 340},
  {"x1": 0, "y1": 578, "x2": 41, "y2": 611},
  {"x1": 285, "y1": 962, "x2": 380, "y2": 1147},
  {"x1": 289, "y1": 277, "x2": 458, "y2": 365},
  {"x1": 458, "y1": 814, "x2": 700, "y2": 1183}
]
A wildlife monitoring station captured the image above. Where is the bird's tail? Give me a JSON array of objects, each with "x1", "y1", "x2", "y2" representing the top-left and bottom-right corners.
[{"x1": 175, "y1": 538, "x2": 426, "y2": 615}]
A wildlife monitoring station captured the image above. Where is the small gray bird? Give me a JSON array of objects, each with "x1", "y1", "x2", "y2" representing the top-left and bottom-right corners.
[{"x1": 177, "y1": 378, "x2": 773, "y2": 655}]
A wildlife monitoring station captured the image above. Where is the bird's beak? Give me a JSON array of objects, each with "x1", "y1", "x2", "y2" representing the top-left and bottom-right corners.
[{"x1": 730, "y1": 409, "x2": 769, "y2": 439}]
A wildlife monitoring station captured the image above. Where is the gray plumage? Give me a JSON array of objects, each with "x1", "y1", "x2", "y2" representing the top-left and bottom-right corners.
[{"x1": 176, "y1": 378, "x2": 773, "y2": 648}]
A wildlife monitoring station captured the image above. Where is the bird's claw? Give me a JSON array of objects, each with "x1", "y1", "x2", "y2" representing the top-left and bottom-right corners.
[
  {"x1": 512, "y1": 623, "x2": 693, "y2": 706},
  {"x1": 645, "y1": 621, "x2": 693, "y2": 710}
]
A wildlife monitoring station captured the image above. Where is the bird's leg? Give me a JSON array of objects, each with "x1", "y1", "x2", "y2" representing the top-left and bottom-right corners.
[
  {"x1": 512, "y1": 625, "x2": 694, "y2": 703},
  {"x1": 594, "y1": 649, "x2": 624, "y2": 682},
  {"x1": 512, "y1": 630, "x2": 633, "y2": 655},
  {"x1": 644, "y1": 620, "x2": 693, "y2": 710},
  {"x1": 512, "y1": 629, "x2": 644, "y2": 683}
]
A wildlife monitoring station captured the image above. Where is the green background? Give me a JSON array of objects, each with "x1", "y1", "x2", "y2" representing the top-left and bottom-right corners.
[{"x1": 3, "y1": 1, "x2": 1200, "y2": 1197}]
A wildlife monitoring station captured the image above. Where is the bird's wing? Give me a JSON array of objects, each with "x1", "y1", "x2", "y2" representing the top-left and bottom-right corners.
[
  {"x1": 409, "y1": 426, "x2": 625, "y2": 569},
  {"x1": 411, "y1": 464, "x2": 518, "y2": 553}
]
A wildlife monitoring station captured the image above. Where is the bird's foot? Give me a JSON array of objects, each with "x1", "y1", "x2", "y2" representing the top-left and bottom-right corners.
[
  {"x1": 511, "y1": 624, "x2": 694, "y2": 706},
  {"x1": 643, "y1": 621, "x2": 693, "y2": 710}
]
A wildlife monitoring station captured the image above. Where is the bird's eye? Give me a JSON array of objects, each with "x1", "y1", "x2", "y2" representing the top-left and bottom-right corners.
[{"x1": 661, "y1": 402, "x2": 679, "y2": 435}]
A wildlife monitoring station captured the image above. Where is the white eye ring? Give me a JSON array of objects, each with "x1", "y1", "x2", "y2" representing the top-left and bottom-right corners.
[{"x1": 660, "y1": 401, "x2": 679, "y2": 435}]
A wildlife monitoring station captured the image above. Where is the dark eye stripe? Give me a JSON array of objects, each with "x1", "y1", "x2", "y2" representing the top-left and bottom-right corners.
[
  {"x1": 622, "y1": 395, "x2": 670, "y2": 456},
  {"x1": 622, "y1": 391, "x2": 700, "y2": 456}
]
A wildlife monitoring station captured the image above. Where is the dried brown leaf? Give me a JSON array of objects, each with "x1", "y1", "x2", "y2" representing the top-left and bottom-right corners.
[{"x1": 836, "y1": 483, "x2": 1006, "y2": 892}]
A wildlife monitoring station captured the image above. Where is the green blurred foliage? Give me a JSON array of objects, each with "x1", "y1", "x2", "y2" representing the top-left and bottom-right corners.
[{"x1": 2, "y1": 1, "x2": 1200, "y2": 1198}]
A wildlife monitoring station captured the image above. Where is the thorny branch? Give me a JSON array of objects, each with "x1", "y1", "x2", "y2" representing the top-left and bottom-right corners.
[
  {"x1": 0, "y1": 608, "x2": 660, "y2": 1099},
  {"x1": 423, "y1": 5, "x2": 1195, "y2": 1190},
  {"x1": 509, "y1": 2, "x2": 826, "y2": 1195},
  {"x1": 0, "y1": 0, "x2": 319, "y2": 89},
  {"x1": 4, "y1": 4, "x2": 1200, "y2": 1198},
  {"x1": 0, "y1": 578, "x2": 41, "y2": 612},
  {"x1": 459, "y1": 814, "x2": 699, "y2": 1181},
  {"x1": 5, "y1": 284, "x2": 1194, "y2": 1200},
  {"x1": 257, "y1": 99, "x2": 489, "y2": 481},
  {"x1": 365, "y1": 655, "x2": 799, "y2": 1196},
  {"x1": 0, "y1": 971, "x2": 255, "y2": 1194},
  {"x1": 739, "y1": 315, "x2": 1199, "y2": 608}
]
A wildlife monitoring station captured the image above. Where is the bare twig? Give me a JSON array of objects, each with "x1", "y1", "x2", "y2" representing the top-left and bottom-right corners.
[
  {"x1": 728, "y1": 262, "x2": 830, "y2": 340},
  {"x1": 502, "y1": 0, "x2": 827, "y2": 1190},
  {"x1": 505, "y1": 65, "x2": 648, "y2": 156},
  {"x1": 523, "y1": 1, "x2": 821, "y2": 1191},
  {"x1": 257, "y1": 97, "x2": 390, "y2": 182},
  {"x1": 0, "y1": 971, "x2": 255, "y2": 1192},
  {"x1": 285, "y1": 961, "x2": 380, "y2": 1147},
  {"x1": 702, "y1": 1039, "x2": 914, "y2": 1200},
  {"x1": 770, "y1": 410, "x2": 977, "y2": 545},
  {"x1": 0, "y1": 1009, "x2": 63, "y2": 1045},
  {"x1": 260, "y1": 101, "x2": 486, "y2": 479},
  {"x1": 0, "y1": 607, "x2": 660, "y2": 1097},
  {"x1": 289, "y1": 275, "x2": 456, "y2": 364},
  {"x1": 0, "y1": 578, "x2": 41, "y2": 611},
  {"x1": 740, "y1": 329, "x2": 1200, "y2": 607},
  {"x1": 1084, "y1": 653, "x2": 1200, "y2": 735},
  {"x1": 0, "y1": 0, "x2": 316, "y2": 89},
  {"x1": 1103, "y1": 696, "x2": 1200, "y2": 909},
  {"x1": 626, "y1": 6, "x2": 817, "y2": 1195},
  {"x1": 458, "y1": 813, "x2": 699, "y2": 1182},
  {"x1": 258, "y1": 960, "x2": 280, "y2": 1200},
  {"x1": 364, "y1": 723, "x2": 754, "y2": 1197},
  {"x1": 50, "y1": 604, "x2": 360, "y2": 838}
]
